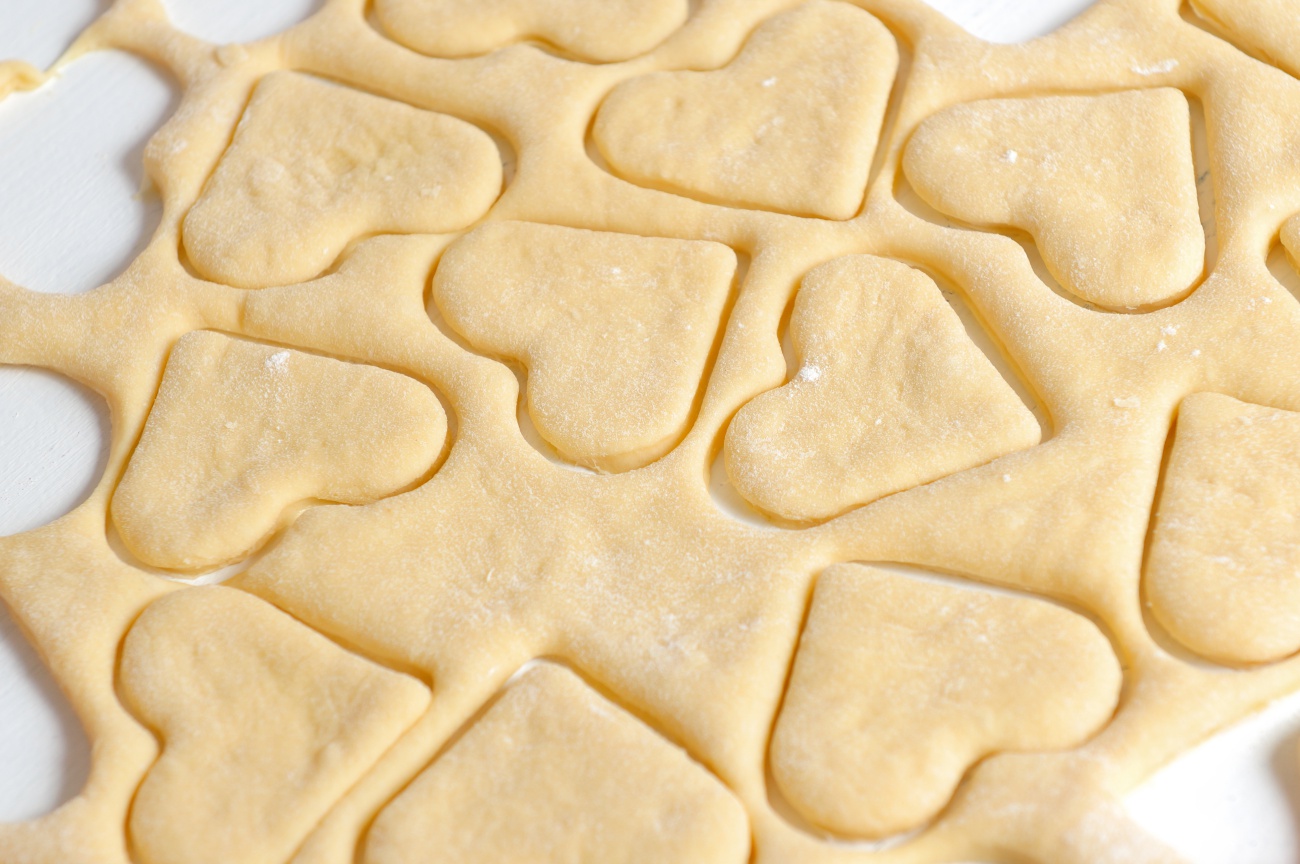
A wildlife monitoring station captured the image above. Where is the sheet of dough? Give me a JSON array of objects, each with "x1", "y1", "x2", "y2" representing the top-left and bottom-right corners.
[{"x1": 1, "y1": 0, "x2": 1300, "y2": 862}]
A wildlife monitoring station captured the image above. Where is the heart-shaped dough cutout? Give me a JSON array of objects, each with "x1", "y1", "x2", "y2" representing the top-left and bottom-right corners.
[
  {"x1": 1146, "y1": 392, "x2": 1300, "y2": 664},
  {"x1": 111, "y1": 331, "x2": 446, "y2": 571},
  {"x1": 1190, "y1": 0, "x2": 1300, "y2": 79},
  {"x1": 592, "y1": 0, "x2": 898, "y2": 219},
  {"x1": 903, "y1": 88, "x2": 1203, "y2": 310},
  {"x1": 770, "y1": 564, "x2": 1121, "y2": 839},
  {"x1": 121, "y1": 587, "x2": 430, "y2": 864},
  {"x1": 364, "y1": 663, "x2": 748, "y2": 864},
  {"x1": 434, "y1": 221, "x2": 735, "y2": 471},
  {"x1": 724, "y1": 255, "x2": 1041, "y2": 523},
  {"x1": 183, "y1": 72, "x2": 501, "y2": 289},
  {"x1": 374, "y1": 0, "x2": 687, "y2": 62}
]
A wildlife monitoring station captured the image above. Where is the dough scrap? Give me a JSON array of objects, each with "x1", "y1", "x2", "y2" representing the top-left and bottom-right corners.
[
  {"x1": 182, "y1": 71, "x2": 501, "y2": 289},
  {"x1": 592, "y1": 0, "x2": 897, "y2": 219},
  {"x1": 363, "y1": 663, "x2": 749, "y2": 864},
  {"x1": 119, "y1": 586, "x2": 430, "y2": 864},
  {"x1": 770, "y1": 564, "x2": 1122, "y2": 839},
  {"x1": 433, "y1": 221, "x2": 735, "y2": 471},
  {"x1": 373, "y1": 0, "x2": 688, "y2": 63},
  {"x1": 0, "y1": 60, "x2": 43, "y2": 100},
  {"x1": 111, "y1": 331, "x2": 446, "y2": 571},
  {"x1": 1145, "y1": 392, "x2": 1300, "y2": 665},
  {"x1": 903, "y1": 89, "x2": 1204, "y2": 310},
  {"x1": 1190, "y1": 0, "x2": 1300, "y2": 80},
  {"x1": 724, "y1": 255, "x2": 1041, "y2": 523}
]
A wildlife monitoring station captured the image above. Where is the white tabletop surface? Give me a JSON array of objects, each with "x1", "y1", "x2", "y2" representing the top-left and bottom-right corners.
[{"x1": 0, "y1": 0, "x2": 1297, "y2": 860}]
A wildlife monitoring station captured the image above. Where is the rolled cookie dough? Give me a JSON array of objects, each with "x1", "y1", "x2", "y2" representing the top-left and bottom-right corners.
[{"x1": 1, "y1": 0, "x2": 1300, "y2": 863}]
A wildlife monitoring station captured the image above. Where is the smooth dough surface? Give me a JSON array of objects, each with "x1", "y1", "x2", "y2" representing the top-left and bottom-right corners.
[
  {"x1": 5, "y1": 0, "x2": 1300, "y2": 862},
  {"x1": 724, "y1": 254, "x2": 1041, "y2": 522},
  {"x1": 1190, "y1": 0, "x2": 1300, "y2": 80},
  {"x1": 364, "y1": 663, "x2": 749, "y2": 863},
  {"x1": 183, "y1": 71, "x2": 502, "y2": 289},
  {"x1": 770, "y1": 564, "x2": 1121, "y2": 839},
  {"x1": 111, "y1": 331, "x2": 446, "y2": 571},
  {"x1": 903, "y1": 89, "x2": 1204, "y2": 310},
  {"x1": 1145, "y1": 392, "x2": 1300, "y2": 665},
  {"x1": 593, "y1": 0, "x2": 897, "y2": 219},
  {"x1": 119, "y1": 587, "x2": 431, "y2": 864},
  {"x1": 373, "y1": 0, "x2": 688, "y2": 62},
  {"x1": 434, "y1": 221, "x2": 735, "y2": 471}
]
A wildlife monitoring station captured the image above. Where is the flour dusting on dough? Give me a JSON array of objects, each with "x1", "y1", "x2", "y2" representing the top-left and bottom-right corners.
[{"x1": 1131, "y1": 59, "x2": 1178, "y2": 75}]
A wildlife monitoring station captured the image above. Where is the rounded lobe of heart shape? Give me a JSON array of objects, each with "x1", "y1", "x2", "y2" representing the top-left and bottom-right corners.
[
  {"x1": 433, "y1": 221, "x2": 736, "y2": 472},
  {"x1": 373, "y1": 0, "x2": 688, "y2": 62},
  {"x1": 110, "y1": 331, "x2": 446, "y2": 571},
  {"x1": 903, "y1": 88, "x2": 1203, "y2": 310},
  {"x1": 724, "y1": 255, "x2": 1041, "y2": 523},
  {"x1": 363, "y1": 663, "x2": 749, "y2": 864},
  {"x1": 182, "y1": 71, "x2": 502, "y2": 289},
  {"x1": 1190, "y1": 0, "x2": 1300, "y2": 79},
  {"x1": 1145, "y1": 392, "x2": 1300, "y2": 665},
  {"x1": 770, "y1": 564, "x2": 1122, "y2": 839},
  {"x1": 592, "y1": 0, "x2": 898, "y2": 220},
  {"x1": 120, "y1": 586, "x2": 431, "y2": 864}
]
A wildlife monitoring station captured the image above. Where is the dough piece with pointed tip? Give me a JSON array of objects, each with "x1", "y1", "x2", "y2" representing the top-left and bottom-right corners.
[
  {"x1": 724, "y1": 255, "x2": 1040, "y2": 523},
  {"x1": 434, "y1": 221, "x2": 735, "y2": 471},
  {"x1": 1282, "y1": 212, "x2": 1300, "y2": 271},
  {"x1": 111, "y1": 331, "x2": 445, "y2": 571},
  {"x1": 770, "y1": 564, "x2": 1122, "y2": 839},
  {"x1": 363, "y1": 663, "x2": 749, "y2": 864},
  {"x1": 592, "y1": 0, "x2": 897, "y2": 219},
  {"x1": 1191, "y1": 0, "x2": 1300, "y2": 79},
  {"x1": 903, "y1": 88, "x2": 1203, "y2": 310},
  {"x1": 120, "y1": 587, "x2": 431, "y2": 864},
  {"x1": 373, "y1": 0, "x2": 687, "y2": 62},
  {"x1": 182, "y1": 72, "x2": 501, "y2": 289},
  {"x1": 1146, "y1": 393, "x2": 1300, "y2": 664}
]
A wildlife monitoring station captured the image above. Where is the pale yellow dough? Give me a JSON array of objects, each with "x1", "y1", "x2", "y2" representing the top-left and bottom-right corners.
[
  {"x1": 434, "y1": 221, "x2": 735, "y2": 471},
  {"x1": 373, "y1": 0, "x2": 689, "y2": 62},
  {"x1": 725, "y1": 254, "x2": 1041, "y2": 522},
  {"x1": 0, "y1": 59, "x2": 43, "y2": 99},
  {"x1": 903, "y1": 88, "x2": 1204, "y2": 310},
  {"x1": 364, "y1": 663, "x2": 749, "y2": 863},
  {"x1": 1190, "y1": 0, "x2": 1300, "y2": 80},
  {"x1": 182, "y1": 72, "x2": 502, "y2": 289},
  {"x1": 119, "y1": 587, "x2": 430, "y2": 864},
  {"x1": 1146, "y1": 392, "x2": 1300, "y2": 665},
  {"x1": 593, "y1": 0, "x2": 897, "y2": 219},
  {"x1": 771, "y1": 564, "x2": 1122, "y2": 839},
  {"x1": 1282, "y1": 212, "x2": 1300, "y2": 272},
  {"x1": 4, "y1": 0, "x2": 1300, "y2": 862},
  {"x1": 111, "y1": 331, "x2": 446, "y2": 571}
]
